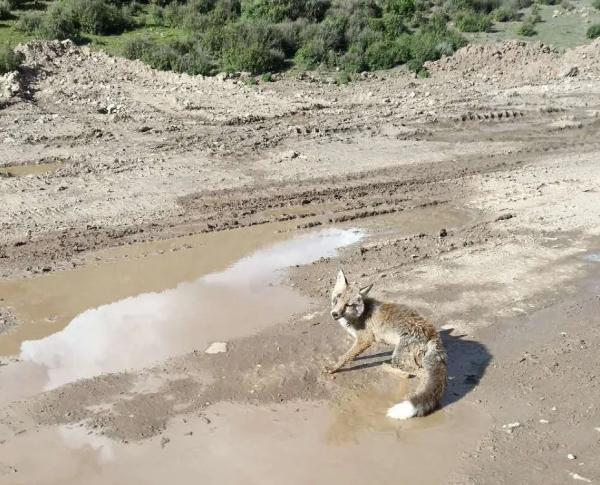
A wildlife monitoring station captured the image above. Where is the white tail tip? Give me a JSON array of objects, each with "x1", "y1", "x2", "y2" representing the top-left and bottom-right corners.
[{"x1": 387, "y1": 400, "x2": 417, "y2": 420}]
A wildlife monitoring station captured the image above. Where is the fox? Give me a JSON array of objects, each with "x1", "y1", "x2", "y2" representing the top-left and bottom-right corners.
[{"x1": 326, "y1": 269, "x2": 447, "y2": 420}]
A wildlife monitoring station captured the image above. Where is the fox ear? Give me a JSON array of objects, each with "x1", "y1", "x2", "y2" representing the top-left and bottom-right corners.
[
  {"x1": 334, "y1": 269, "x2": 348, "y2": 292},
  {"x1": 359, "y1": 284, "x2": 373, "y2": 296}
]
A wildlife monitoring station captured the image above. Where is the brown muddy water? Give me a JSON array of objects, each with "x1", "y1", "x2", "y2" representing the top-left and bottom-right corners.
[
  {"x1": 0, "y1": 204, "x2": 488, "y2": 484},
  {"x1": 0, "y1": 227, "x2": 363, "y2": 403},
  {"x1": 0, "y1": 163, "x2": 60, "y2": 177}
]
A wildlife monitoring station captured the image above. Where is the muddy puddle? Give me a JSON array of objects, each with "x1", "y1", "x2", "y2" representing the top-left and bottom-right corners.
[
  {"x1": 0, "y1": 163, "x2": 60, "y2": 177},
  {"x1": 0, "y1": 204, "x2": 490, "y2": 484},
  {"x1": 0, "y1": 227, "x2": 362, "y2": 403},
  {"x1": 1, "y1": 396, "x2": 489, "y2": 485}
]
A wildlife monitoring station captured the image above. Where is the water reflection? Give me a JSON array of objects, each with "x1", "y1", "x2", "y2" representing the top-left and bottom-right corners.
[{"x1": 18, "y1": 229, "x2": 363, "y2": 391}]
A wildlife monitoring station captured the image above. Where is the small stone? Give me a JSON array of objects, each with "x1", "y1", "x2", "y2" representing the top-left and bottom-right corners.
[
  {"x1": 539, "y1": 419, "x2": 549, "y2": 424},
  {"x1": 439, "y1": 228, "x2": 448, "y2": 237},
  {"x1": 568, "y1": 454, "x2": 576, "y2": 460},
  {"x1": 502, "y1": 422, "x2": 521, "y2": 433},
  {"x1": 160, "y1": 437, "x2": 170, "y2": 448},
  {"x1": 570, "y1": 472, "x2": 592, "y2": 483},
  {"x1": 205, "y1": 342, "x2": 227, "y2": 354}
]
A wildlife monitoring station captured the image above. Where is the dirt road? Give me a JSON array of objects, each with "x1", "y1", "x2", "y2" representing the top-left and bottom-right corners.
[{"x1": 1, "y1": 39, "x2": 599, "y2": 484}]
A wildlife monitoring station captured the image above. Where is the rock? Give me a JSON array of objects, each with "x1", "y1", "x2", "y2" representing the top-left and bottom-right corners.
[
  {"x1": 561, "y1": 66, "x2": 579, "y2": 78},
  {"x1": 495, "y1": 213, "x2": 515, "y2": 221},
  {"x1": 205, "y1": 342, "x2": 227, "y2": 354},
  {"x1": 567, "y1": 454, "x2": 576, "y2": 460},
  {"x1": 160, "y1": 437, "x2": 170, "y2": 448},
  {"x1": 570, "y1": 472, "x2": 592, "y2": 483},
  {"x1": 539, "y1": 419, "x2": 549, "y2": 424},
  {"x1": 502, "y1": 422, "x2": 521, "y2": 433},
  {"x1": 439, "y1": 228, "x2": 448, "y2": 237}
]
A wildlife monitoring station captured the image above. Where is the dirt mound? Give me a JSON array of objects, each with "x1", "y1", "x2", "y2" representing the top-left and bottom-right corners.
[
  {"x1": 0, "y1": 71, "x2": 21, "y2": 102},
  {"x1": 425, "y1": 40, "x2": 561, "y2": 85},
  {"x1": 427, "y1": 39, "x2": 600, "y2": 85},
  {"x1": 16, "y1": 39, "x2": 77, "y2": 67},
  {"x1": 561, "y1": 38, "x2": 600, "y2": 78}
]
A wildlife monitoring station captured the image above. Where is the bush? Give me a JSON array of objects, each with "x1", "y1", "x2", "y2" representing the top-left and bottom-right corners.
[
  {"x1": 493, "y1": 3, "x2": 519, "y2": 21},
  {"x1": 241, "y1": 0, "x2": 330, "y2": 22},
  {"x1": 560, "y1": 0, "x2": 574, "y2": 10},
  {"x1": 17, "y1": 11, "x2": 44, "y2": 33},
  {"x1": 68, "y1": 0, "x2": 133, "y2": 35},
  {"x1": 122, "y1": 37, "x2": 217, "y2": 75},
  {"x1": 363, "y1": 38, "x2": 410, "y2": 69},
  {"x1": 36, "y1": 1, "x2": 81, "y2": 41},
  {"x1": 454, "y1": 9, "x2": 492, "y2": 32},
  {"x1": 518, "y1": 20, "x2": 536, "y2": 36},
  {"x1": 0, "y1": 43, "x2": 23, "y2": 74},
  {"x1": 0, "y1": 0, "x2": 12, "y2": 20},
  {"x1": 384, "y1": 0, "x2": 416, "y2": 18},
  {"x1": 587, "y1": 23, "x2": 600, "y2": 39},
  {"x1": 408, "y1": 17, "x2": 466, "y2": 71},
  {"x1": 220, "y1": 21, "x2": 286, "y2": 73},
  {"x1": 593, "y1": 0, "x2": 600, "y2": 10}
]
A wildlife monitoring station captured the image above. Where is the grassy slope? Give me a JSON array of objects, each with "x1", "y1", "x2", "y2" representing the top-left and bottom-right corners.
[{"x1": 466, "y1": 0, "x2": 600, "y2": 49}]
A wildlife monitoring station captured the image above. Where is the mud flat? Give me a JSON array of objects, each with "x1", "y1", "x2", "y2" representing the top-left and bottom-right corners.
[{"x1": 1, "y1": 39, "x2": 600, "y2": 483}]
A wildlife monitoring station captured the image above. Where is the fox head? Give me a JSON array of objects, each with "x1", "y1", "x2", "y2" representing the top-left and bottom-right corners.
[{"x1": 330, "y1": 269, "x2": 373, "y2": 321}]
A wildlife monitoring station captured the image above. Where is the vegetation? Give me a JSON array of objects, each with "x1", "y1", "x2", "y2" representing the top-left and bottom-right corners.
[
  {"x1": 0, "y1": 42, "x2": 23, "y2": 74},
  {"x1": 0, "y1": 0, "x2": 12, "y2": 21},
  {"x1": 518, "y1": 20, "x2": 537, "y2": 36},
  {"x1": 593, "y1": 0, "x2": 600, "y2": 10},
  {"x1": 587, "y1": 23, "x2": 600, "y2": 38},
  {"x1": 4, "y1": 0, "x2": 597, "y2": 78},
  {"x1": 492, "y1": 2, "x2": 519, "y2": 21}
]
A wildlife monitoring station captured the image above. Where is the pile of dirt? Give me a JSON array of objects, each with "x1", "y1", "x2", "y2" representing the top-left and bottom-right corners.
[
  {"x1": 425, "y1": 40, "x2": 561, "y2": 85},
  {"x1": 560, "y1": 38, "x2": 600, "y2": 78},
  {"x1": 0, "y1": 71, "x2": 21, "y2": 102}
]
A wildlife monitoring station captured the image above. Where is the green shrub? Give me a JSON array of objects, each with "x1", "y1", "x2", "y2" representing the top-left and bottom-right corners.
[
  {"x1": 526, "y1": 4, "x2": 541, "y2": 23},
  {"x1": 560, "y1": 0, "x2": 574, "y2": 10},
  {"x1": 471, "y1": 0, "x2": 501, "y2": 13},
  {"x1": 593, "y1": 0, "x2": 600, "y2": 10},
  {"x1": 384, "y1": 0, "x2": 416, "y2": 18},
  {"x1": 241, "y1": 0, "x2": 330, "y2": 22},
  {"x1": 338, "y1": 45, "x2": 367, "y2": 71},
  {"x1": 174, "y1": 44, "x2": 217, "y2": 75},
  {"x1": 220, "y1": 21, "x2": 285, "y2": 73},
  {"x1": 408, "y1": 18, "x2": 466, "y2": 71},
  {"x1": 0, "y1": 0, "x2": 12, "y2": 20},
  {"x1": 518, "y1": 20, "x2": 536, "y2": 36},
  {"x1": 36, "y1": 1, "x2": 81, "y2": 41},
  {"x1": 16, "y1": 11, "x2": 44, "y2": 33},
  {"x1": 146, "y1": 2, "x2": 164, "y2": 25},
  {"x1": 0, "y1": 43, "x2": 23, "y2": 74},
  {"x1": 493, "y1": 3, "x2": 519, "y2": 21},
  {"x1": 336, "y1": 70, "x2": 351, "y2": 84},
  {"x1": 454, "y1": 9, "x2": 492, "y2": 32},
  {"x1": 587, "y1": 23, "x2": 600, "y2": 38},
  {"x1": 69, "y1": 0, "x2": 133, "y2": 35},
  {"x1": 122, "y1": 37, "x2": 216, "y2": 75},
  {"x1": 363, "y1": 38, "x2": 410, "y2": 69},
  {"x1": 222, "y1": 42, "x2": 284, "y2": 73}
]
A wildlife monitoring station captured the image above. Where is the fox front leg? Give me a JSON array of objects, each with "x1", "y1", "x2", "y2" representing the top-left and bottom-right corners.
[{"x1": 325, "y1": 338, "x2": 372, "y2": 374}]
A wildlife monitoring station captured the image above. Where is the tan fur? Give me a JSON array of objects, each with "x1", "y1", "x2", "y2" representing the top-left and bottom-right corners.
[{"x1": 327, "y1": 270, "x2": 447, "y2": 418}]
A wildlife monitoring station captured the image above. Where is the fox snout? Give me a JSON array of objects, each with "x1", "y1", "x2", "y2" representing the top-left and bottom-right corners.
[{"x1": 331, "y1": 310, "x2": 342, "y2": 320}]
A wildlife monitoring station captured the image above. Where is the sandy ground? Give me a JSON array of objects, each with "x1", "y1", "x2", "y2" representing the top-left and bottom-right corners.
[{"x1": 1, "y1": 39, "x2": 600, "y2": 484}]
